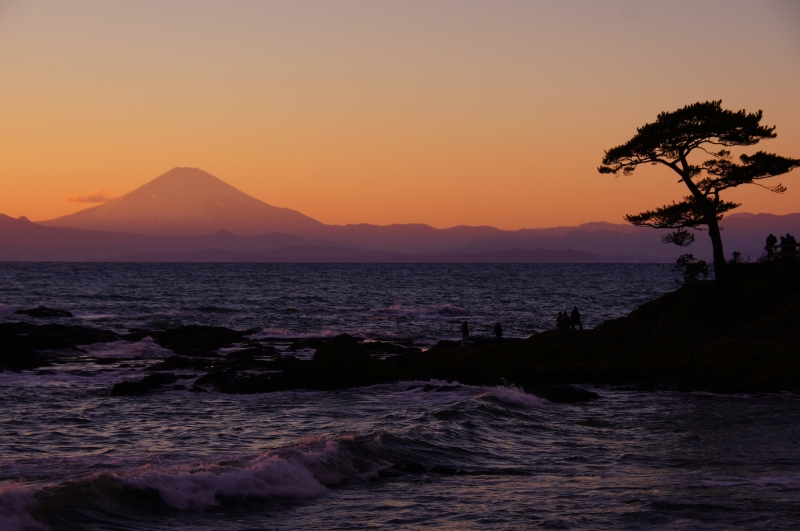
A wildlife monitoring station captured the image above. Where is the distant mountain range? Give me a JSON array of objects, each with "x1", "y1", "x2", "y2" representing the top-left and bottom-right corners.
[{"x1": 1, "y1": 167, "x2": 797, "y2": 262}]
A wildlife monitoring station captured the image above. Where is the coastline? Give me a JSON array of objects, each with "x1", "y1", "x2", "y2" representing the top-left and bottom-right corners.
[{"x1": 2, "y1": 260, "x2": 798, "y2": 398}]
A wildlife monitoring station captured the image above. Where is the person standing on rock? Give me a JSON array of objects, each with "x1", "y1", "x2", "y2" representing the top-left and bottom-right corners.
[
  {"x1": 461, "y1": 321, "x2": 469, "y2": 347},
  {"x1": 556, "y1": 312, "x2": 563, "y2": 330},
  {"x1": 570, "y1": 306, "x2": 583, "y2": 330},
  {"x1": 493, "y1": 322, "x2": 503, "y2": 344}
]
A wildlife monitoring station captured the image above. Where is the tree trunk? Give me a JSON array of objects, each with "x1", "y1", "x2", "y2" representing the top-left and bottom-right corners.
[{"x1": 706, "y1": 215, "x2": 727, "y2": 279}]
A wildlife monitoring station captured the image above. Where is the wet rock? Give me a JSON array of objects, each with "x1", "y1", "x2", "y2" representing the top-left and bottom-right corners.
[
  {"x1": 0, "y1": 322, "x2": 120, "y2": 371},
  {"x1": 435, "y1": 340, "x2": 461, "y2": 349},
  {"x1": 526, "y1": 384, "x2": 600, "y2": 403},
  {"x1": 110, "y1": 373, "x2": 179, "y2": 396},
  {"x1": 194, "y1": 369, "x2": 239, "y2": 390},
  {"x1": 148, "y1": 325, "x2": 251, "y2": 356},
  {"x1": 120, "y1": 329, "x2": 152, "y2": 342},
  {"x1": 313, "y1": 334, "x2": 371, "y2": 367},
  {"x1": 0, "y1": 342, "x2": 50, "y2": 371},
  {"x1": 289, "y1": 337, "x2": 337, "y2": 352},
  {"x1": 145, "y1": 356, "x2": 212, "y2": 372},
  {"x1": 362, "y1": 341, "x2": 421, "y2": 355},
  {"x1": 14, "y1": 306, "x2": 73, "y2": 318},
  {"x1": 226, "y1": 345, "x2": 278, "y2": 359}
]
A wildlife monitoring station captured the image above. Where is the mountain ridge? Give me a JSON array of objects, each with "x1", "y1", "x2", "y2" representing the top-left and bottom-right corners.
[{"x1": 10, "y1": 167, "x2": 800, "y2": 261}]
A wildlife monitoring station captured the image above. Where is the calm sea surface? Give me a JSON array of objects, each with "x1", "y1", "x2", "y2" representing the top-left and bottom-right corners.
[{"x1": 1, "y1": 263, "x2": 799, "y2": 530}]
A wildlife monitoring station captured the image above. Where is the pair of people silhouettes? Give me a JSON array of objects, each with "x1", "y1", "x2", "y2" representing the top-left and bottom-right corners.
[{"x1": 459, "y1": 320, "x2": 503, "y2": 347}]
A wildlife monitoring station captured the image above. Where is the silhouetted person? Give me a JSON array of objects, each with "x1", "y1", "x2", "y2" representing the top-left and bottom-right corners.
[
  {"x1": 766, "y1": 233, "x2": 778, "y2": 258},
  {"x1": 461, "y1": 321, "x2": 469, "y2": 347},
  {"x1": 493, "y1": 322, "x2": 503, "y2": 344},
  {"x1": 556, "y1": 312, "x2": 563, "y2": 330},
  {"x1": 787, "y1": 234, "x2": 798, "y2": 258},
  {"x1": 562, "y1": 311, "x2": 571, "y2": 330},
  {"x1": 570, "y1": 306, "x2": 582, "y2": 330},
  {"x1": 780, "y1": 235, "x2": 791, "y2": 258}
]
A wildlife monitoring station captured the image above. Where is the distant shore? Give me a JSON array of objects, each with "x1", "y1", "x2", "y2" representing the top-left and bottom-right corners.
[{"x1": 3, "y1": 259, "x2": 798, "y2": 400}]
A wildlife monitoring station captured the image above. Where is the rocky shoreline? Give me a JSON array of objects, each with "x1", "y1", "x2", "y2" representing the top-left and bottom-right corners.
[{"x1": 2, "y1": 260, "x2": 798, "y2": 400}]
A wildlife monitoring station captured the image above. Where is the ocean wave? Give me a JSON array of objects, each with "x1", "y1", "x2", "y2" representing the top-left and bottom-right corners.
[
  {"x1": 0, "y1": 486, "x2": 45, "y2": 531},
  {"x1": 0, "y1": 435, "x2": 391, "y2": 525},
  {"x1": 476, "y1": 386, "x2": 550, "y2": 408},
  {"x1": 120, "y1": 435, "x2": 389, "y2": 509}
]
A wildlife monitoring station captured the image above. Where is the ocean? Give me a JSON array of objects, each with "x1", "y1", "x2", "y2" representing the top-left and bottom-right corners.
[{"x1": 1, "y1": 263, "x2": 799, "y2": 530}]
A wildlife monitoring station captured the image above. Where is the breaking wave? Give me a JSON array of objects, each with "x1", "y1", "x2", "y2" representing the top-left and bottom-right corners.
[
  {"x1": 0, "y1": 486, "x2": 44, "y2": 531},
  {"x1": 119, "y1": 436, "x2": 388, "y2": 509},
  {"x1": 476, "y1": 386, "x2": 550, "y2": 408},
  {"x1": 0, "y1": 435, "x2": 390, "y2": 529}
]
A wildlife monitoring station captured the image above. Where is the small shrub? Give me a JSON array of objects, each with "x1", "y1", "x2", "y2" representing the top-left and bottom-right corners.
[{"x1": 674, "y1": 254, "x2": 709, "y2": 284}]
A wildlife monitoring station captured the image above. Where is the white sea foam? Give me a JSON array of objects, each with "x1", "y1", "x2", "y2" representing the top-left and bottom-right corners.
[
  {"x1": 0, "y1": 486, "x2": 46, "y2": 531},
  {"x1": 119, "y1": 436, "x2": 388, "y2": 510},
  {"x1": 247, "y1": 328, "x2": 340, "y2": 340},
  {"x1": 80, "y1": 337, "x2": 173, "y2": 359},
  {"x1": 477, "y1": 386, "x2": 550, "y2": 408}
]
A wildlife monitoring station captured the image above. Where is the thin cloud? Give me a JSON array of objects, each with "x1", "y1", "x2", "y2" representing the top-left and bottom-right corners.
[{"x1": 66, "y1": 189, "x2": 117, "y2": 203}]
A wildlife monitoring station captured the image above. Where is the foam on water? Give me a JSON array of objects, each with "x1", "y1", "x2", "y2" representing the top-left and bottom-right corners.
[
  {"x1": 0, "y1": 486, "x2": 44, "y2": 531},
  {"x1": 80, "y1": 337, "x2": 174, "y2": 359},
  {"x1": 247, "y1": 328, "x2": 341, "y2": 340},
  {"x1": 477, "y1": 386, "x2": 550, "y2": 408},
  {"x1": 122, "y1": 436, "x2": 390, "y2": 510}
]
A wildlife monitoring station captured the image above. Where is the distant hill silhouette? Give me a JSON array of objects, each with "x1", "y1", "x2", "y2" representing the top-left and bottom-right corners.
[
  {"x1": 4, "y1": 167, "x2": 797, "y2": 262},
  {"x1": 41, "y1": 167, "x2": 324, "y2": 236},
  {"x1": 3, "y1": 211, "x2": 798, "y2": 262}
]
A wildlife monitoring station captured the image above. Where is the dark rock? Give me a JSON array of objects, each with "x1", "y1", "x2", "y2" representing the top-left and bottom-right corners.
[
  {"x1": 396, "y1": 462, "x2": 426, "y2": 474},
  {"x1": 189, "y1": 386, "x2": 208, "y2": 393},
  {"x1": 526, "y1": 384, "x2": 600, "y2": 403},
  {"x1": 172, "y1": 384, "x2": 187, "y2": 391},
  {"x1": 194, "y1": 370, "x2": 239, "y2": 390},
  {"x1": 148, "y1": 325, "x2": 250, "y2": 356},
  {"x1": 435, "y1": 340, "x2": 461, "y2": 349},
  {"x1": 14, "y1": 306, "x2": 73, "y2": 318},
  {"x1": 110, "y1": 373, "x2": 179, "y2": 396},
  {"x1": 271, "y1": 355, "x2": 303, "y2": 370},
  {"x1": 313, "y1": 334, "x2": 371, "y2": 367},
  {"x1": 0, "y1": 322, "x2": 120, "y2": 371},
  {"x1": 289, "y1": 337, "x2": 336, "y2": 351},
  {"x1": 226, "y1": 345, "x2": 278, "y2": 359},
  {"x1": 362, "y1": 341, "x2": 421, "y2": 355},
  {"x1": 145, "y1": 356, "x2": 212, "y2": 372},
  {"x1": 0, "y1": 342, "x2": 50, "y2": 371},
  {"x1": 120, "y1": 329, "x2": 152, "y2": 342},
  {"x1": 0, "y1": 322, "x2": 119, "y2": 348}
]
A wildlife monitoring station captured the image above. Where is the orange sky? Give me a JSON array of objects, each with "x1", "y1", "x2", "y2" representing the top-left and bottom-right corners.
[{"x1": 1, "y1": 0, "x2": 799, "y2": 230}]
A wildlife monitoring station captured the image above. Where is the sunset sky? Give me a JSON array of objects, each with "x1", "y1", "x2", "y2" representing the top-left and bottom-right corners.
[{"x1": 1, "y1": 0, "x2": 798, "y2": 229}]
